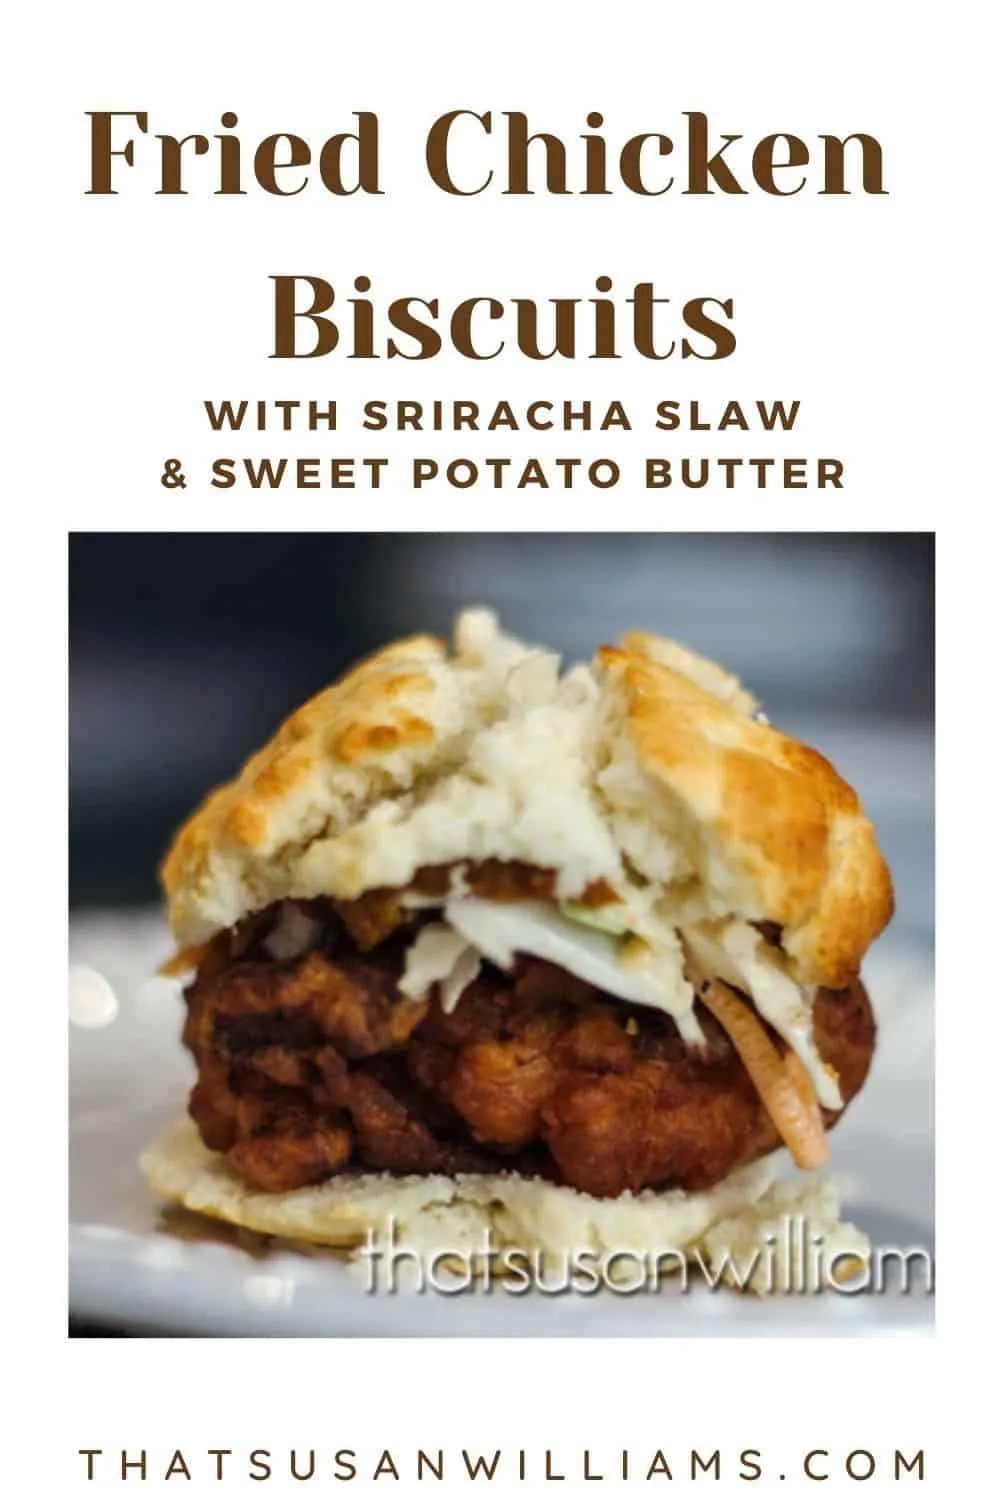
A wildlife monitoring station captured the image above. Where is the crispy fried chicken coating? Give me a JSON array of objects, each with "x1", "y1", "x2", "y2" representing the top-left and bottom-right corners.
[{"x1": 181, "y1": 881, "x2": 874, "y2": 1197}]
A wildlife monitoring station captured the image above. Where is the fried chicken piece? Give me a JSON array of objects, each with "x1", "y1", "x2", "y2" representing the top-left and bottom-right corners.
[
  {"x1": 446, "y1": 1038, "x2": 558, "y2": 1149},
  {"x1": 316, "y1": 1049, "x2": 489, "y2": 1175},
  {"x1": 333, "y1": 889, "x2": 407, "y2": 951},
  {"x1": 181, "y1": 912, "x2": 876, "y2": 1198},
  {"x1": 188, "y1": 1056, "x2": 240, "y2": 1153},
  {"x1": 540, "y1": 1030, "x2": 763, "y2": 1197},
  {"x1": 227, "y1": 1113, "x2": 353, "y2": 1192},
  {"x1": 813, "y1": 981, "x2": 876, "y2": 1118},
  {"x1": 540, "y1": 984, "x2": 874, "y2": 1196},
  {"x1": 186, "y1": 949, "x2": 426, "y2": 1061}
]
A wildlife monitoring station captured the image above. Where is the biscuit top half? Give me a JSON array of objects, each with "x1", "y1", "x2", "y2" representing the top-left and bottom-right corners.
[{"x1": 161, "y1": 608, "x2": 894, "y2": 989}]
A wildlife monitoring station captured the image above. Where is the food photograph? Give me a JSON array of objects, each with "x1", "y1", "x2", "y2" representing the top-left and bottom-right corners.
[{"x1": 68, "y1": 533, "x2": 934, "y2": 1336}]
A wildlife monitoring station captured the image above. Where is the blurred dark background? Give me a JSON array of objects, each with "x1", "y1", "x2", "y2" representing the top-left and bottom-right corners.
[{"x1": 69, "y1": 533, "x2": 933, "y2": 937}]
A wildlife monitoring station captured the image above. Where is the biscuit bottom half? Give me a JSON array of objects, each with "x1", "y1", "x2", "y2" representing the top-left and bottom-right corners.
[{"x1": 141, "y1": 1115, "x2": 872, "y2": 1296}]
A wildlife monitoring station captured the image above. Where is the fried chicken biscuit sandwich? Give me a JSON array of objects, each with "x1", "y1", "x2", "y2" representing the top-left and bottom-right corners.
[{"x1": 142, "y1": 609, "x2": 893, "y2": 1268}]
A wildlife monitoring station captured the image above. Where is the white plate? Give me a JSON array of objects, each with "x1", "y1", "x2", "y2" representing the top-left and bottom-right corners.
[{"x1": 69, "y1": 911, "x2": 934, "y2": 1337}]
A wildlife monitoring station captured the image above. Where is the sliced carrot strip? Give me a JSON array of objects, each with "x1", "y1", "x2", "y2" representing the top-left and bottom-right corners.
[
  {"x1": 688, "y1": 960, "x2": 829, "y2": 1170},
  {"x1": 783, "y1": 1049, "x2": 830, "y2": 1140}
]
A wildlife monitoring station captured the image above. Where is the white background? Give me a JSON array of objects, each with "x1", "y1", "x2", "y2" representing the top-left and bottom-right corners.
[
  {"x1": 5, "y1": 0, "x2": 995, "y2": 1493},
  {"x1": 15, "y1": 0, "x2": 989, "y2": 530}
]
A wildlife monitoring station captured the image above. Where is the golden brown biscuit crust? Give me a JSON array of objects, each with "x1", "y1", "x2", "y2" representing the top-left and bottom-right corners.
[
  {"x1": 595, "y1": 644, "x2": 894, "y2": 987},
  {"x1": 161, "y1": 633, "x2": 454, "y2": 948}
]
